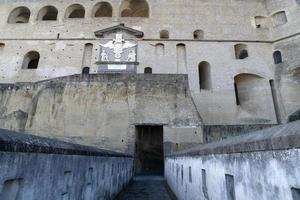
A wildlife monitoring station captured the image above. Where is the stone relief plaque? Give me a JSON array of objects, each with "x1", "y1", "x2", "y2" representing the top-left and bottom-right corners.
[
  {"x1": 99, "y1": 33, "x2": 137, "y2": 63},
  {"x1": 95, "y1": 24, "x2": 143, "y2": 73}
]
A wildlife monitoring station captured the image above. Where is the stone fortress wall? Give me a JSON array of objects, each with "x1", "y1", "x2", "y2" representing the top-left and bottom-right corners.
[
  {"x1": 0, "y1": 1, "x2": 298, "y2": 198},
  {"x1": 0, "y1": 74, "x2": 202, "y2": 153},
  {"x1": 0, "y1": 0, "x2": 298, "y2": 131}
]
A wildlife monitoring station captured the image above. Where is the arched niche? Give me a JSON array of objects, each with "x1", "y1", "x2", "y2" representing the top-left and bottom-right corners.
[
  {"x1": 194, "y1": 29, "x2": 204, "y2": 40},
  {"x1": 37, "y1": 6, "x2": 58, "y2": 21},
  {"x1": 120, "y1": 0, "x2": 149, "y2": 17},
  {"x1": 234, "y1": 44, "x2": 248, "y2": 59},
  {"x1": 7, "y1": 7, "x2": 31, "y2": 23},
  {"x1": 254, "y1": 16, "x2": 270, "y2": 29},
  {"x1": 65, "y1": 4, "x2": 85, "y2": 19},
  {"x1": 22, "y1": 51, "x2": 40, "y2": 69},
  {"x1": 273, "y1": 50, "x2": 282, "y2": 64},
  {"x1": 82, "y1": 67, "x2": 90, "y2": 75},
  {"x1": 155, "y1": 43, "x2": 165, "y2": 56},
  {"x1": 92, "y1": 2, "x2": 113, "y2": 17},
  {"x1": 271, "y1": 11, "x2": 288, "y2": 27},
  {"x1": 233, "y1": 73, "x2": 272, "y2": 117},
  {"x1": 159, "y1": 30, "x2": 169, "y2": 39},
  {"x1": 144, "y1": 67, "x2": 152, "y2": 74},
  {"x1": 198, "y1": 61, "x2": 211, "y2": 90}
]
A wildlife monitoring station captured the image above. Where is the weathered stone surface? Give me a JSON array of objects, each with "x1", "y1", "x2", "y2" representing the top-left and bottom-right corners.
[
  {"x1": 0, "y1": 129, "x2": 134, "y2": 200},
  {"x1": 0, "y1": 74, "x2": 202, "y2": 154},
  {"x1": 0, "y1": 128, "x2": 130, "y2": 157},
  {"x1": 0, "y1": 0, "x2": 298, "y2": 125},
  {"x1": 0, "y1": 1, "x2": 298, "y2": 199},
  {"x1": 203, "y1": 124, "x2": 274, "y2": 143},
  {"x1": 169, "y1": 121, "x2": 300, "y2": 157},
  {"x1": 166, "y1": 149, "x2": 300, "y2": 200},
  {"x1": 116, "y1": 176, "x2": 175, "y2": 200},
  {"x1": 0, "y1": 152, "x2": 133, "y2": 200},
  {"x1": 165, "y1": 122, "x2": 300, "y2": 200}
]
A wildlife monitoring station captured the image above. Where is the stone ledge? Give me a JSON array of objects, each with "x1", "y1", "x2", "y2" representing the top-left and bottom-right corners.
[
  {"x1": 168, "y1": 121, "x2": 300, "y2": 157},
  {"x1": 0, "y1": 128, "x2": 131, "y2": 157},
  {"x1": 204, "y1": 124, "x2": 274, "y2": 143}
]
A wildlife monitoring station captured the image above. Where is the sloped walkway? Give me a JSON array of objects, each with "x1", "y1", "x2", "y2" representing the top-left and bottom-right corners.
[{"x1": 115, "y1": 176, "x2": 176, "y2": 200}]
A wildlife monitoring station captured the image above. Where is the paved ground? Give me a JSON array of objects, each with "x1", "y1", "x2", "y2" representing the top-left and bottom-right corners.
[{"x1": 115, "y1": 176, "x2": 176, "y2": 200}]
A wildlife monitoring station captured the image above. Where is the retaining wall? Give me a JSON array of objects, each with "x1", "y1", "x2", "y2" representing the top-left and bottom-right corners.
[
  {"x1": 0, "y1": 129, "x2": 134, "y2": 200},
  {"x1": 165, "y1": 121, "x2": 300, "y2": 200}
]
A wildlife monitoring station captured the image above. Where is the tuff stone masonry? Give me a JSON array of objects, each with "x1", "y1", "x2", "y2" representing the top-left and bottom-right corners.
[
  {"x1": 0, "y1": 0, "x2": 299, "y2": 128},
  {"x1": 0, "y1": 0, "x2": 299, "y2": 199}
]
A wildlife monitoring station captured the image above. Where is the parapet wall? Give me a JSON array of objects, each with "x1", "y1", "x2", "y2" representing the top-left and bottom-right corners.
[
  {"x1": 165, "y1": 121, "x2": 300, "y2": 200},
  {"x1": 0, "y1": 129, "x2": 133, "y2": 200}
]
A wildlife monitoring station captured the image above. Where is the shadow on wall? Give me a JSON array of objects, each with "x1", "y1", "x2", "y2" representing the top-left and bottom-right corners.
[{"x1": 288, "y1": 109, "x2": 300, "y2": 122}]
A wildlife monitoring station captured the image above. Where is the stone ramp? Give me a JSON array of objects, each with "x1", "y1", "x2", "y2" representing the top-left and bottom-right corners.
[{"x1": 115, "y1": 176, "x2": 176, "y2": 200}]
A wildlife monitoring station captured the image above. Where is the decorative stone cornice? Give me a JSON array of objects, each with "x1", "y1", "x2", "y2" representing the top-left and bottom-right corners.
[{"x1": 94, "y1": 23, "x2": 144, "y2": 38}]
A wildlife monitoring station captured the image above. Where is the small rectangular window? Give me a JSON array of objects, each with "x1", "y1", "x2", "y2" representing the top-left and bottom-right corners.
[
  {"x1": 176, "y1": 164, "x2": 179, "y2": 183},
  {"x1": 62, "y1": 170, "x2": 72, "y2": 199},
  {"x1": 87, "y1": 168, "x2": 93, "y2": 184},
  {"x1": 225, "y1": 174, "x2": 236, "y2": 200},
  {"x1": 102, "y1": 164, "x2": 106, "y2": 179},
  {"x1": 189, "y1": 166, "x2": 192, "y2": 183},
  {"x1": 0, "y1": 178, "x2": 24, "y2": 200},
  {"x1": 202, "y1": 169, "x2": 209, "y2": 199},
  {"x1": 291, "y1": 187, "x2": 300, "y2": 200},
  {"x1": 181, "y1": 165, "x2": 184, "y2": 185},
  {"x1": 234, "y1": 83, "x2": 240, "y2": 106},
  {"x1": 64, "y1": 171, "x2": 72, "y2": 185},
  {"x1": 0, "y1": 43, "x2": 4, "y2": 51}
]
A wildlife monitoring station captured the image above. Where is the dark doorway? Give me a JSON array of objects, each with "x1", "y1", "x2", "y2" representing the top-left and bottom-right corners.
[
  {"x1": 82, "y1": 67, "x2": 90, "y2": 75},
  {"x1": 28, "y1": 59, "x2": 39, "y2": 69},
  {"x1": 273, "y1": 51, "x2": 282, "y2": 64},
  {"x1": 144, "y1": 67, "x2": 152, "y2": 74},
  {"x1": 135, "y1": 125, "x2": 164, "y2": 175}
]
